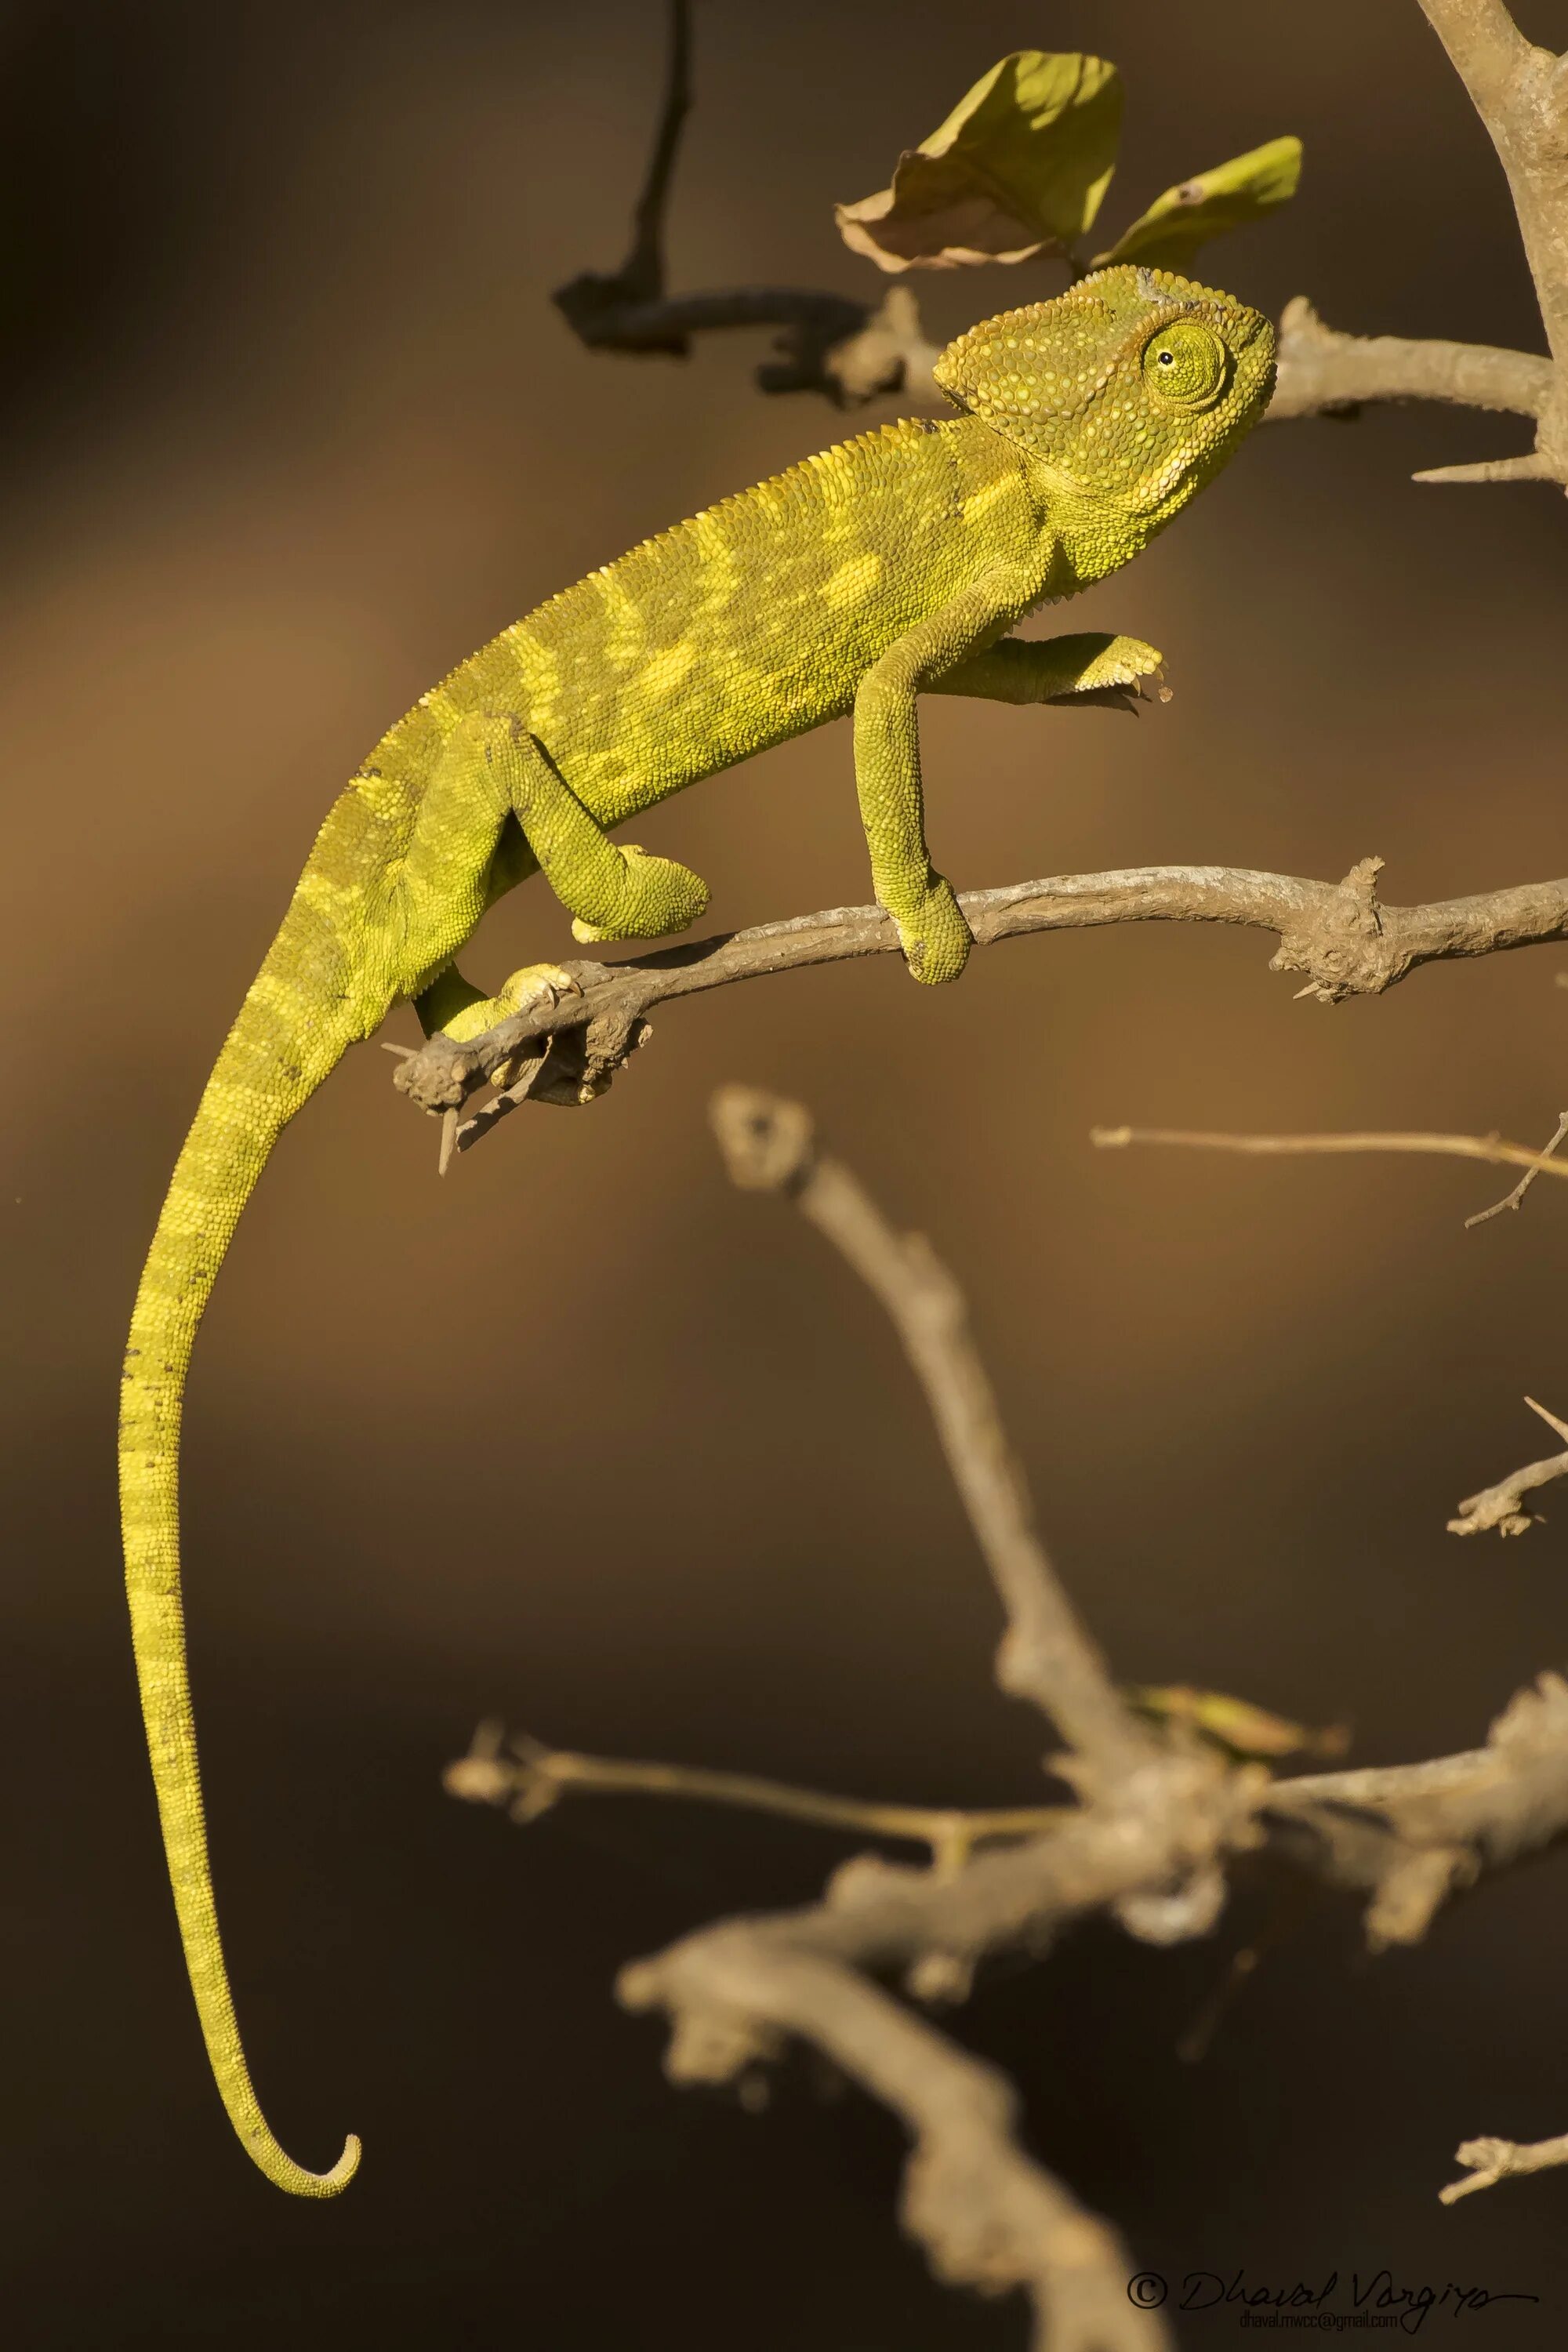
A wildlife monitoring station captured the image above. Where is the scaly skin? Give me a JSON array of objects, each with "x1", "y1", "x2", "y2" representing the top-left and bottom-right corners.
[{"x1": 118, "y1": 267, "x2": 1275, "y2": 2194}]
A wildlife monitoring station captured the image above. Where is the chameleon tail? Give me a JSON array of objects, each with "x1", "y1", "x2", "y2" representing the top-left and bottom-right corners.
[{"x1": 118, "y1": 923, "x2": 365, "y2": 2198}]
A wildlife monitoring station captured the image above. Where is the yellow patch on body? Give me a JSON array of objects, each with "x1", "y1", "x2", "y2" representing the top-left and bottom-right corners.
[
  {"x1": 823, "y1": 551, "x2": 884, "y2": 612},
  {"x1": 642, "y1": 639, "x2": 697, "y2": 696}
]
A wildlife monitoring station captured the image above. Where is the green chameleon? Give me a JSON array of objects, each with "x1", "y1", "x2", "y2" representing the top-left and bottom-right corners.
[{"x1": 118, "y1": 263, "x2": 1275, "y2": 2196}]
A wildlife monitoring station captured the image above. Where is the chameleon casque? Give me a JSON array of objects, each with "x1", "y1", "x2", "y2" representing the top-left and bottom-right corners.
[{"x1": 118, "y1": 264, "x2": 1275, "y2": 2195}]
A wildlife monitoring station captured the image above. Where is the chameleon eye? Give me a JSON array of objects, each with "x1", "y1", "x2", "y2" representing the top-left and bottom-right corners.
[{"x1": 1142, "y1": 318, "x2": 1229, "y2": 410}]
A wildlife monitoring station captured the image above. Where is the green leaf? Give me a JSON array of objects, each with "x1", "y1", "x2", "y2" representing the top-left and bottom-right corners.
[
  {"x1": 835, "y1": 51, "x2": 1123, "y2": 274},
  {"x1": 1094, "y1": 135, "x2": 1301, "y2": 271}
]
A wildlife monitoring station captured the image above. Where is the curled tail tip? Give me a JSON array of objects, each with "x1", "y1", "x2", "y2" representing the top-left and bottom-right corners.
[{"x1": 249, "y1": 2126, "x2": 362, "y2": 2198}]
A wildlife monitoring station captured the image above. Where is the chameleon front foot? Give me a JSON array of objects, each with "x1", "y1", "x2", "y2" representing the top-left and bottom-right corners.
[
  {"x1": 890, "y1": 874, "x2": 973, "y2": 985},
  {"x1": 1047, "y1": 632, "x2": 1163, "y2": 699}
]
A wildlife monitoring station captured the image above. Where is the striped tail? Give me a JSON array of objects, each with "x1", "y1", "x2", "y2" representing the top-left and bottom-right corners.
[{"x1": 119, "y1": 922, "x2": 365, "y2": 2196}]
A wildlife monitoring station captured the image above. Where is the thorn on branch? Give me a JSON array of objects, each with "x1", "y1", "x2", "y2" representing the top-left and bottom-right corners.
[{"x1": 1412, "y1": 452, "x2": 1556, "y2": 485}]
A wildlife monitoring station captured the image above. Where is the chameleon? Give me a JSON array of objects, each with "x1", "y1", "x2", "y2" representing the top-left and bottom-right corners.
[{"x1": 118, "y1": 263, "x2": 1276, "y2": 2197}]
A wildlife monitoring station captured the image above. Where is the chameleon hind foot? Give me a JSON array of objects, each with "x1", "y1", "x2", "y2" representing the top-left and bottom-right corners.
[
  {"x1": 890, "y1": 873, "x2": 973, "y2": 985},
  {"x1": 567, "y1": 844, "x2": 710, "y2": 942},
  {"x1": 417, "y1": 960, "x2": 579, "y2": 1047}
]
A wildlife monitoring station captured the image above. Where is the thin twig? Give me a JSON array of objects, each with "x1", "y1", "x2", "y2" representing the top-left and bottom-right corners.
[
  {"x1": 444, "y1": 1722, "x2": 1065, "y2": 1870},
  {"x1": 1092, "y1": 1123, "x2": 1568, "y2": 1188},
  {"x1": 391, "y1": 858, "x2": 1568, "y2": 1142},
  {"x1": 1449, "y1": 1397, "x2": 1568, "y2": 1537},
  {"x1": 709, "y1": 1087, "x2": 1156, "y2": 1786},
  {"x1": 1465, "y1": 1109, "x2": 1568, "y2": 1225}
]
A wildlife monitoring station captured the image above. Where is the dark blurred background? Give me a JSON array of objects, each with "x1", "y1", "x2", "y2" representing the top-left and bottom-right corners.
[{"x1": 3, "y1": 0, "x2": 1567, "y2": 2342}]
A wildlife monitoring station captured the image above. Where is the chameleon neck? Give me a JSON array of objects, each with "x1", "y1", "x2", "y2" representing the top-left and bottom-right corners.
[{"x1": 118, "y1": 898, "x2": 368, "y2": 2197}]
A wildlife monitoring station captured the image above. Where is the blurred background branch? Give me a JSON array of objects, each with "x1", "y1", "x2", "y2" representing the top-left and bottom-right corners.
[{"x1": 450, "y1": 1093, "x2": 1568, "y2": 2343}]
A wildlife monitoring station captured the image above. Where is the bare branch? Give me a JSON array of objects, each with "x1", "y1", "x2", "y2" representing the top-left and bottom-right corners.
[
  {"x1": 1265, "y1": 1671, "x2": 1568, "y2": 1951},
  {"x1": 1092, "y1": 1123, "x2": 1568, "y2": 1189},
  {"x1": 1449, "y1": 1397, "x2": 1568, "y2": 1537},
  {"x1": 1269, "y1": 295, "x2": 1552, "y2": 422},
  {"x1": 709, "y1": 1087, "x2": 1156, "y2": 1786},
  {"x1": 391, "y1": 858, "x2": 1568, "y2": 1142},
  {"x1": 1465, "y1": 1109, "x2": 1568, "y2": 1225}
]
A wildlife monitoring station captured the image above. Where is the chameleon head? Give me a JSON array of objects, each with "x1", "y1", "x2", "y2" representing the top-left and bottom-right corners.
[{"x1": 932, "y1": 264, "x2": 1275, "y2": 530}]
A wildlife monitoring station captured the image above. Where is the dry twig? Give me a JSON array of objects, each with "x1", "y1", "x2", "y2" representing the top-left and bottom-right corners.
[
  {"x1": 1092, "y1": 1122, "x2": 1568, "y2": 1191},
  {"x1": 1449, "y1": 1398, "x2": 1568, "y2": 1537},
  {"x1": 445, "y1": 1721, "x2": 1065, "y2": 1871},
  {"x1": 1465, "y1": 1108, "x2": 1568, "y2": 1225}
]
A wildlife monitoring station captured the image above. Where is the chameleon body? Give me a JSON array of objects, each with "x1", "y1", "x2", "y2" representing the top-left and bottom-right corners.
[{"x1": 118, "y1": 267, "x2": 1274, "y2": 2194}]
